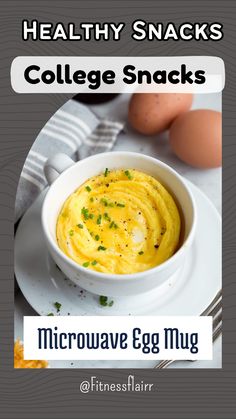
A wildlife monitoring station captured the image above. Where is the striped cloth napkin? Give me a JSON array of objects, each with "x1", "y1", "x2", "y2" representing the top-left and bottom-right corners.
[{"x1": 15, "y1": 99, "x2": 124, "y2": 222}]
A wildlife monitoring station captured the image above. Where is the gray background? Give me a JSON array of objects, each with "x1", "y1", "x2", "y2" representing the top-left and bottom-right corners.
[{"x1": 0, "y1": 1, "x2": 235, "y2": 418}]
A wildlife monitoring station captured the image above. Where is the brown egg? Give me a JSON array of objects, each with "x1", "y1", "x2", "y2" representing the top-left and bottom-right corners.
[
  {"x1": 169, "y1": 109, "x2": 222, "y2": 168},
  {"x1": 128, "y1": 93, "x2": 193, "y2": 135}
]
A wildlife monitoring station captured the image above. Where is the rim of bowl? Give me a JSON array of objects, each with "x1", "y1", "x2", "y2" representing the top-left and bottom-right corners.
[{"x1": 42, "y1": 151, "x2": 197, "y2": 281}]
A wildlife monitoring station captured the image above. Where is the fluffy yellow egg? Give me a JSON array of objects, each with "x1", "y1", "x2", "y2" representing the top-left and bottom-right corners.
[{"x1": 56, "y1": 169, "x2": 181, "y2": 275}]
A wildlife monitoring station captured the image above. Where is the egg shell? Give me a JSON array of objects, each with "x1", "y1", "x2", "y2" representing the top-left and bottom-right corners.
[
  {"x1": 169, "y1": 109, "x2": 222, "y2": 168},
  {"x1": 128, "y1": 93, "x2": 193, "y2": 135}
]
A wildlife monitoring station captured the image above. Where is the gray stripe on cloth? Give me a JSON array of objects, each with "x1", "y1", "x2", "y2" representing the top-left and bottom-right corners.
[{"x1": 15, "y1": 99, "x2": 124, "y2": 222}]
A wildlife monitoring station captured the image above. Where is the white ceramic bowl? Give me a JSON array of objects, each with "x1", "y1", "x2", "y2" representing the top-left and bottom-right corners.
[{"x1": 42, "y1": 151, "x2": 196, "y2": 296}]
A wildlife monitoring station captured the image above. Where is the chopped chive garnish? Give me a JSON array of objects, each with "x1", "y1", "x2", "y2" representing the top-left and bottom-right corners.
[
  {"x1": 101, "y1": 198, "x2": 108, "y2": 206},
  {"x1": 47, "y1": 313, "x2": 54, "y2": 316},
  {"x1": 109, "y1": 221, "x2": 118, "y2": 229},
  {"x1": 95, "y1": 234, "x2": 100, "y2": 241},
  {"x1": 83, "y1": 261, "x2": 90, "y2": 268},
  {"x1": 101, "y1": 198, "x2": 114, "y2": 207},
  {"x1": 90, "y1": 197, "x2": 94, "y2": 202},
  {"x1": 91, "y1": 260, "x2": 98, "y2": 266},
  {"x1": 89, "y1": 213, "x2": 94, "y2": 219},
  {"x1": 97, "y1": 214, "x2": 102, "y2": 225},
  {"x1": 99, "y1": 295, "x2": 108, "y2": 306},
  {"x1": 99, "y1": 295, "x2": 114, "y2": 307},
  {"x1": 69, "y1": 229, "x2": 74, "y2": 236},
  {"x1": 116, "y1": 203, "x2": 125, "y2": 207},
  {"x1": 138, "y1": 251, "x2": 144, "y2": 255},
  {"x1": 77, "y1": 224, "x2": 83, "y2": 229},
  {"x1": 85, "y1": 185, "x2": 92, "y2": 192},
  {"x1": 104, "y1": 168, "x2": 110, "y2": 177},
  {"x1": 104, "y1": 212, "x2": 111, "y2": 222},
  {"x1": 81, "y1": 207, "x2": 89, "y2": 220},
  {"x1": 54, "y1": 302, "x2": 61, "y2": 312},
  {"x1": 98, "y1": 245, "x2": 106, "y2": 251},
  {"x1": 124, "y1": 170, "x2": 133, "y2": 180}
]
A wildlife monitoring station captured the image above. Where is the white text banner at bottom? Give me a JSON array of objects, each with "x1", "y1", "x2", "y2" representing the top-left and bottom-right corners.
[{"x1": 23, "y1": 315, "x2": 212, "y2": 361}]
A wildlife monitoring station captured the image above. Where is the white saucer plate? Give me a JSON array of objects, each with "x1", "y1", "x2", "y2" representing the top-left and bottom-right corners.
[{"x1": 14, "y1": 179, "x2": 221, "y2": 368}]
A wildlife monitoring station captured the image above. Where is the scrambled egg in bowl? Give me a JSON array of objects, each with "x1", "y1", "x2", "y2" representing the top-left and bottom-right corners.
[{"x1": 56, "y1": 169, "x2": 181, "y2": 274}]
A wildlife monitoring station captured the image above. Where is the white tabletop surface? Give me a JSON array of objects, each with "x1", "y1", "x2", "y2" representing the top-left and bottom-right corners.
[{"x1": 15, "y1": 93, "x2": 222, "y2": 368}]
